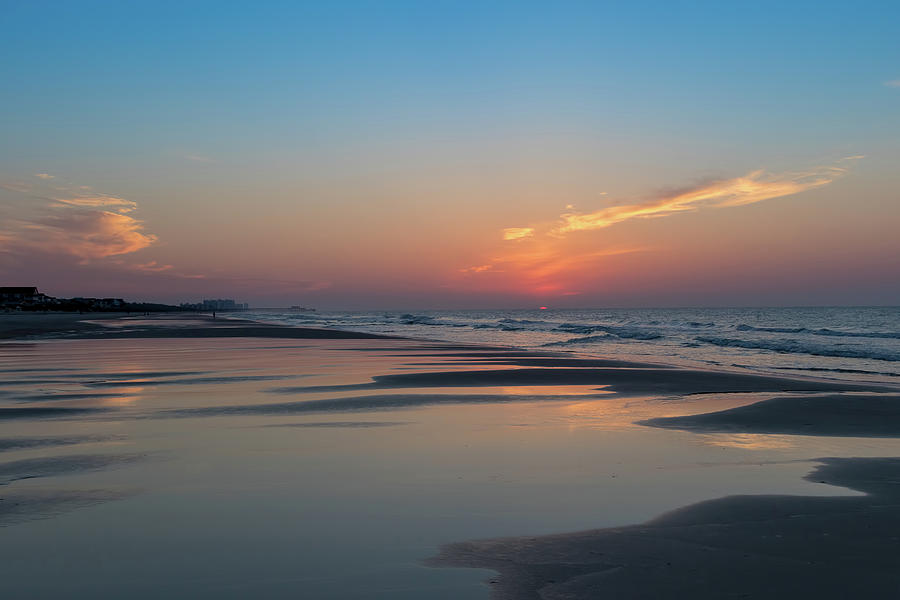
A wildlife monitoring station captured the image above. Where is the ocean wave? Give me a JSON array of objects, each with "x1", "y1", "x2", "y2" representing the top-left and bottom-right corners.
[
  {"x1": 736, "y1": 324, "x2": 900, "y2": 339},
  {"x1": 556, "y1": 323, "x2": 663, "y2": 340},
  {"x1": 764, "y1": 365, "x2": 899, "y2": 378},
  {"x1": 498, "y1": 318, "x2": 551, "y2": 325},
  {"x1": 472, "y1": 322, "x2": 525, "y2": 331},
  {"x1": 399, "y1": 314, "x2": 436, "y2": 325},
  {"x1": 812, "y1": 328, "x2": 900, "y2": 340},
  {"x1": 736, "y1": 324, "x2": 807, "y2": 333},
  {"x1": 542, "y1": 334, "x2": 616, "y2": 346},
  {"x1": 556, "y1": 324, "x2": 601, "y2": 335},
  {"x1": 696, "y1": 336, "x2": 900, "y2": 362}
]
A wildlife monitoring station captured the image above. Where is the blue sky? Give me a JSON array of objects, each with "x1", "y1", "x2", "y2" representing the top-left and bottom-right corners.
[
  {"x1": 1, "y1": 1, "x2": 898, "y2": 306},
  {"x1": 4, "y1": 0, "x2": 897, "y2": 167}
]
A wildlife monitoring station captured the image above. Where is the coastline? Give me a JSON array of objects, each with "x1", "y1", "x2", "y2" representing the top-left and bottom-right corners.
[
  {"x1": 427, "y1": 457, "x2": 900, "y2": 599},
  {"x1": 2, "y1": 311, "x2": 889, "y2": 395},
  {"x1": 2, "y1": 312, "x2": 900, "y2": 598},
  {"x1": 0, "y1": 312, "x2": 393, "y2": 340}
]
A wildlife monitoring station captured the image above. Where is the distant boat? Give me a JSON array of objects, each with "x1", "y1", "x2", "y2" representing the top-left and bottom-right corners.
[{"x1": 290, "y1": 306, "x2": 316, "y2": 312}]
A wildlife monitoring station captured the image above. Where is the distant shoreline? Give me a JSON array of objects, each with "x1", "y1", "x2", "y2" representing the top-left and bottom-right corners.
[{"x1": 0, "y1": 311, "x2": 393, "y2": 341}]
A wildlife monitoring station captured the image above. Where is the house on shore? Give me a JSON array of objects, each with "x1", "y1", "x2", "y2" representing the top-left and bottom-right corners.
[{"x1": 0, "y1": 286, "x2": 51, "y2": 306}]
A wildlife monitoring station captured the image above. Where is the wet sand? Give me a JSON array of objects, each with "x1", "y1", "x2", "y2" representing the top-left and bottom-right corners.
[
  {"x1": 0, "y1": 312, "x2": 390, "y2": 340},
  {"x1": 643, "y1": 393, "x2": 900, "y2": 437},
  {"x1": 2, "y1": 314, "x2": 900, "y2": 598},
  {"x1": 428, "y1": 457, "x2": 900, "y2": 599},
  {"x1": 423, "y1": 367, "x2": 900, "y2": 597}
]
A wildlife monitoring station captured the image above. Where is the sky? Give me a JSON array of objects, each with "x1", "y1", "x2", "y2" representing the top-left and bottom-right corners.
[{"x1": 1, "y1": 0, "x2": 898, "y2": 309}]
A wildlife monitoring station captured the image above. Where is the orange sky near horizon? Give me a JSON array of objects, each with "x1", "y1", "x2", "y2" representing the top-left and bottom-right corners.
[
  {"x1": 2, "y1": 151, "x2": 897, "y2": 308},
  {"x1": 1, "y1": 2, "x2": 898, "y2": 308}
]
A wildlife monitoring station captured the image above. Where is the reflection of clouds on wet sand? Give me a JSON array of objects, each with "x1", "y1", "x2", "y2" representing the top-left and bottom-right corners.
[
  {"x1": 0, "y1": 406, "x2": 113, "y2": 420},
  {"x1": 0, "y1": 488, "x2": 139, "y2": 527},
  {"x1": 696, "y1": 432, "x2": 798, "y2": 450},
  {"x1": 263, "y1": 421, "x2": 411, "y2": 429},
  {"x1": 0, "y1": 453, "x2": 146, "y2": 485},
  {"x1": 0, "y1": 434, "x2": 123, "y2": 453},
  {"x1": 0, "y1": 329, "x2": 898, "y2": 599},
  {"x1": 430, "y1": 457, "x2": 900, "y2": 599},
  {"x1": 642, "y1": 393, "x2": 900, "y2": 438}
]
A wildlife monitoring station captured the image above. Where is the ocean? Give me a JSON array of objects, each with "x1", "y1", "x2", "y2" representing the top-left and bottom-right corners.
[{"x1": 242, "y1": 306, "x2": 900, "y2": 384}]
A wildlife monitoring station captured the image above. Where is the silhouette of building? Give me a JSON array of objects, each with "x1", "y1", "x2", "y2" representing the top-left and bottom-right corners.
[
  {"x1": 179, "y1": 298, "x2": 249, "y2": 311},
  {"x1": 0, "y1": 286, "x2": 50, "y2": 306}
]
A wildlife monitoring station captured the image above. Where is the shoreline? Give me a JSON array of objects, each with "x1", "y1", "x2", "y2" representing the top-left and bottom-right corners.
[
  {"x1": 0, "y1": 312, "x2": 394, "y2": 341},
  {"x1": 2, "y1": 312, "x2": 900, "y2": 598},
  {"x1": 3, "y1": 312, "x2": 896, "y2": 396},
  {"x1": 427, "y1": 456, "x2": 900, "y2": 599}
]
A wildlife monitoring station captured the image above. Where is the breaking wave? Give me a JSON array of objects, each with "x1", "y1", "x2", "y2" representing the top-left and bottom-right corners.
[
  {"x1": 239, "y1": 307, "x2": 900, "y2": 383},
  {"x1": 736, "y1": 324, "x2": 900, "y2": 339},
  {"x1": 542, "y1": 335, "x2": 616, "y2": 346},
  {"x1": 696, "y1": 336, "x2": 900, "y2": 362},
  {"x1": 555, "y1": 323, "x2": 663, "y2": 340}
]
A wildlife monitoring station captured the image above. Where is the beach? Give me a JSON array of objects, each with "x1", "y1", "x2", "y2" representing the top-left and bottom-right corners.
[{"x1": 1, "y1": 313, "x2": 899, "y2": 598}]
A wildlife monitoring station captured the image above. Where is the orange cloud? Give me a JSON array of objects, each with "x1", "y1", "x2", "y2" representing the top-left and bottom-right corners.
[
  {"x1": 457, "y1": 158, "x2": 861, "y2": 297},
  {"x1": 554, "y1": 160, "x2": 856, "y2": 235},
  {"x1": 131, "y1": 260, "x2": 174, "y2": 272},
  {"x1": 23, "y1": 209, "x2": 157, "y2": 260},
  {"x1": 502, "y1": 227, "x2": 535, "y2": 241},
  {"x1": 0, "y1": 179, "x2": 158, "y2": 264},
  {"x1": 459, "y1": 239, "x2": 647, "y2": 296},
  {"x1": 53, "y1": 195, "x2": 138, "y2": 212}
]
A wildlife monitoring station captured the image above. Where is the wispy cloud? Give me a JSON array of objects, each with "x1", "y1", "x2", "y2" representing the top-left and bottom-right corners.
[
  {"x1": 16, "y1": 208, "x2": 156, "y2": 261},
  {"x1": 0, "y1": 178, "x2": 157, "y2": 263},
  {"x1": 184, "y1": 154, "x2": 214, "y2": 163},
  {"x1": 502, "y1": 227, "x2": 534, "y2": 241},
  {"x1": 34, "y1": 173, "x2": 55, "y2": 180},
  {"x1": 459, "y1": 264, "x2": 495, "y2": 274},
  {"x1": 553, "y1": 159, "x2": 857, "y2": 236},
  {"x1": 457, "y1": 157, "x2": 861, "y2": 297},
  {"x1": 53, "y1": 195, "x2": 138, "y2": 212},
  {"x1": 884, "y1": 80, "x2": 900, "y2": 88},
  {"x1": 458, "y1": 243, "x2": 648, "y2": 295},
  {"x1": 131, "y1": 260, "x2": 173, "y2": 273}
]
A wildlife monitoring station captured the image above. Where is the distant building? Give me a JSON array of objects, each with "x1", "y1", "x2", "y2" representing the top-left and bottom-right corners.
[
  {"x1": 69, "y1": 297, "x2": 125, "y2": 310},
  {"x1": 96, "y1": 298, "x2": 126, "y2": 309},
  {"x1": 179, "y1": 298, "x2": 249, "y2": 311},
  {"x1": 0, "y1": 286, "x2": 51, "y2": 306},
  {"x1": 0, "y1": 287, "x2": 174, "y2": 312}
]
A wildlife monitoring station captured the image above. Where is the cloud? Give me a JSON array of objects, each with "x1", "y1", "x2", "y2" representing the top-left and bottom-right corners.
[
  {"x1": 885, "y1": 80, "x2": 900, "y2": 88},
  {"x1": 53, "y1": 195, "x2": 138, "y2": 212},
  {"x1": 459, "y1": 264, "x2": 495, "y2": 274},
  {"x1": 34, "y1": 173, "x2": 55, "y2": 180},
  {"x1": 553, "y1": 160, "x2": 854, "y2": 236},
  {"x1": 0, "y1": 179, "x2": 157, "y2": 263},
  {"x1": 184, "y1": 154, "x2": 214, "y2": 163},
  {"x1": 457, "y1": 158, "x2": 861, "y2": 297},
  {"x1": 131, "y1": 260, "x2": 173, "y2": 272},
  {"x1": 458, "y1": 242, "x2": 648, "y2": 296},
  {"x1": 502, "y1": 227, "x2": 534, "y2": 241},
  {"x1": 22, "y1": 209, "x2": 157, "y2": 260},
  {"x1": 1, "y1": 181, "x2": 32, "y2": 193}
]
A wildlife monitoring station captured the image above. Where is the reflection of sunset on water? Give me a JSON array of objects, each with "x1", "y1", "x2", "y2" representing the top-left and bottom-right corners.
[{"x1": 698, "y1": 433, "x2": 798, "y2": 451}]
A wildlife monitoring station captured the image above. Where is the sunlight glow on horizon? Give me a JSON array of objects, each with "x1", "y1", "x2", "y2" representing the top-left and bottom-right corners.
[{"x1": 0, "y1": 2, "x2": 897, "y2": 308}]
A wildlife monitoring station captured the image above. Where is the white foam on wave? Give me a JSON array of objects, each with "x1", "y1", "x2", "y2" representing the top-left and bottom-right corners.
[{"x1": 696, "y1": 336, "x2": 900, "y2": 362}]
